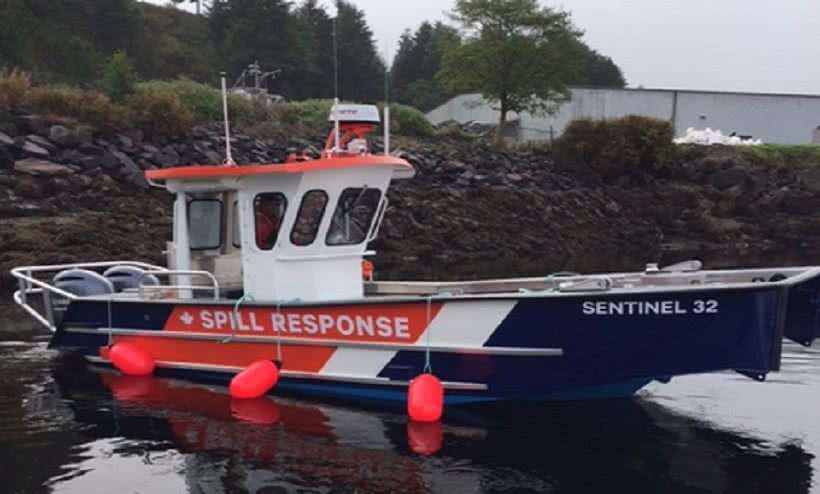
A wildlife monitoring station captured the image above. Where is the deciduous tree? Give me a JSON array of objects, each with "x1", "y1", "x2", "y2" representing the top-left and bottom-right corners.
[{"x1": 438, "y1": 0, "x2": 582, "y2": 138}]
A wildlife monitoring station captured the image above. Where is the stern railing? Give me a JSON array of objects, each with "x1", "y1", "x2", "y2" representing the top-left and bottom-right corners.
[{"x1": 10, "y1": 261, "x2": 220, "y2": 333}]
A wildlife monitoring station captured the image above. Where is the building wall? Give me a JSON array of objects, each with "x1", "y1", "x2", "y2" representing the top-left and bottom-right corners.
[{"x1": 426, "y1": 88, "x2": 820, "y2": 145}]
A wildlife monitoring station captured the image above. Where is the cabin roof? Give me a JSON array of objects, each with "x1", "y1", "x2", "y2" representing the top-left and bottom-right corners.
[{"x1": 145, "y1": 155, "x2": 413, "y2": 181}]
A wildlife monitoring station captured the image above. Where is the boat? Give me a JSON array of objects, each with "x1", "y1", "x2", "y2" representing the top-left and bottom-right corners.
[{"x1": 10, "y1": 101, "x2": 820, "y2": 406}]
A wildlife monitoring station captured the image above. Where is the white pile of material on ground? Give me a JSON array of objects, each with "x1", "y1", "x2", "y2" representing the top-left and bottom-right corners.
[{"x1": 674, "y1": 128, "x2": 763, "y2": 146}]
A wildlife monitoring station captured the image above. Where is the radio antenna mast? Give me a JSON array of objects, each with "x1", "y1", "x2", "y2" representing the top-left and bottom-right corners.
[
  {"x1": 220, "y1": 72, "x2": 235, "y2": 166},
  {"x1": 332, "y1": 17, "x2": 340, "y2": 153},
  {"x1": 383, "y1": 38, "x2": 390, "y2": 156}
]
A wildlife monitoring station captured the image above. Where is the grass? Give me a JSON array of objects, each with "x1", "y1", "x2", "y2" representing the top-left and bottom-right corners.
[{"x1": 739, "y1": 144, "x2": 820, "y2": 165}]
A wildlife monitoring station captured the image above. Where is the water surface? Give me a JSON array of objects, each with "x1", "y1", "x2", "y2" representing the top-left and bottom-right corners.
[{"x1": 1, "y1": 306, "x2": 818, "y2": 494}]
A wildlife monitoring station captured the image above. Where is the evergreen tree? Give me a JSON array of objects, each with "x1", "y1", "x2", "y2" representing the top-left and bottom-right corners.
[
  {"x1": 101, "y1": 50, "x2": 138, "y2": 102},
  {"x1": 290, "y1": 0, "x2": 335, "y2": 99},
  {"x1": 390, "y1": 21, "x2": 460, "y2": 111},
  {"x1": 209, "y1": 0, "x2": 298, "y2": 94},
  {"x1": 574, "y1": 44, "x2": 627, "y2": 88},
  {"x1": 333, "y1": 1, "x2": 385, "y2": 103}
]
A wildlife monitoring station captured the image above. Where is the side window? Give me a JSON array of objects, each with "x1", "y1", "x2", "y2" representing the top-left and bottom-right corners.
[
  {"x1": 326, "y1": 188, "x2": 381, "y2": 246},
  {"x1": 232, "y1": 200, "x2": 241, "y2": 248},
  {"x1": 291, "y1": 190, "x2": 328, "y2": 246},
  {"x1": 254, "y1": 193, "x2": 287, "y2": 250},
  {"x1": 188, "y1": 199, "x2": 222, "y2": 250}
]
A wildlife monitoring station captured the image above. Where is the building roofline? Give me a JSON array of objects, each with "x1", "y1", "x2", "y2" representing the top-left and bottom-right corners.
[{"x1": 566, "y1": 85, "x2": 820, "y2": 100}]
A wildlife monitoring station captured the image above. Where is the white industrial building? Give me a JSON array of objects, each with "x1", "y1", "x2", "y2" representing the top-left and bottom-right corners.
[{"x1": 426, "y1": 87, "x2": 820, "y2": 145}]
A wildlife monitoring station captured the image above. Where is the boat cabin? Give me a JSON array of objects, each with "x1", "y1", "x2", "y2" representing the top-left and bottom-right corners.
[{"x1": 145, "y1": 104, "x2": 414, "y2": 303}]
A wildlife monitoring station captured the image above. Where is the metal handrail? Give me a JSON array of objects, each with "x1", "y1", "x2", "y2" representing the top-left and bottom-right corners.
[
  {"x1": 138, "y1": 269, "x2": 220, "y2": 300},
  {"x1": 10, "y1": 260, "x2": 170, "y2": 333}
]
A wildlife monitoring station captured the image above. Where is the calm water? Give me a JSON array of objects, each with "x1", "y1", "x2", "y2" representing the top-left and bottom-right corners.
[{"x1": 2, "y1": 305, "x2": 819, "y2": 494}]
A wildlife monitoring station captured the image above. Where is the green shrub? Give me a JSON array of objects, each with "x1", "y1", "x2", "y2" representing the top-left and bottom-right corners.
[
  {"x1": 100, "y1": 51, "x2": 137, "y2": 103},
  {"x1": 435, "y1": 125, "x2": 478, "y2": 142},
  {"x1": 136, "y1": 79, "x2": 265, "y2": 126},
  {"x1": 270, "y1": 100, "x2": 436, "y2": 137},
  {"x1": 0, "y1": 68, "x2": 32, "y2": 110},
  {"x1": 27, "y1": 86, "x2": 128, "y2": 132},
  {"x1": 278, "y1": 99, "x2": 334, "y2": 130},
  {"x1": 126, "y1": 88, "x2": 193, "y2": 137},
  {"x1": 553, "y1": 116, "x2": 674, "y2": 176},
  {"x1": 385, "y1": 103, "x2": 434, "y2": 138}
]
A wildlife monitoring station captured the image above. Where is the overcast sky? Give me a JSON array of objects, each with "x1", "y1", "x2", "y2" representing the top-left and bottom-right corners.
[{"x1": 155, "y1": 0, "x2": 820, "y2": 95}]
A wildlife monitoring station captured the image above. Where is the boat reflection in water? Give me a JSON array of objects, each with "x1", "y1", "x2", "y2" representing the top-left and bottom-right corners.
[{"x1": 52, "y1": 359, "x2": 813, "y2": 494}]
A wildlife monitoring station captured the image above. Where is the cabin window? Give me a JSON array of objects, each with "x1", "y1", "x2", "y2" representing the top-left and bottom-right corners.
[
  {"x1": 232, "y1": 200, "x2": 241, "y2": 248},
  {"x1": 326, "y1": 187, "x2": 382, "y2": 246},
  {"x1": 291, "y1": 190, "x2": 329, "y2": 246},
  {"x1": 254, "y1": 193, "x2": 287, "y2": 250},
  {"x1": 188, "y1": 199, "x2": 223, "y2": 250}
]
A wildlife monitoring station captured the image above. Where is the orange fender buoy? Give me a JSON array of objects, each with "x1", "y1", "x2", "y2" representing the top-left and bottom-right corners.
[
  {"x1": 407, "y1": 373, "x2": 444, "y2": 422},
  {"x1": 109, "y1": 342, "x2": 155, "y2": 376},
  {"x1": 362, "y1": 260, "x2": 374, "y2": 281},
  {"x1": 229, "y1": 360, "x2": 280, "y2": 399},
  {"x1": 407, "y1": 420, "x2": 443, "y2": 456},
  {"x1": 230, "y1": 397, "x2": 281, "y2": 425}
]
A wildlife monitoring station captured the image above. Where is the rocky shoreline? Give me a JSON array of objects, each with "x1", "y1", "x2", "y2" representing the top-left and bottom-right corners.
[{"x1": 2, "y1": 109, "x2": 819, "y2": 295}]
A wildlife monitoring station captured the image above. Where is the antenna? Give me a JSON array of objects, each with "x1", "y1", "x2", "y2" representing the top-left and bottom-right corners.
[
  {"x1": 383, "y1": 38, "x2": 390, "y2": 156},
  {"x1": 332, "y1": 17, "x2": 340, "y2": 153},
  {"x1": 220, "y1": 72, "x2": 235, "y2": 166}
]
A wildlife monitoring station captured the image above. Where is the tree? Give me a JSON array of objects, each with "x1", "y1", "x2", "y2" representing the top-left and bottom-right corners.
[
  {"x1": 333, "y1": 1, "x2": 385, "y2": 103},
  {"x1": 101, "y1": 50, "x2": 137, "y2": 102},
  {"x1": 437, "y1": 0, "x2": 582, "y2": 138},
  {"x1": 390, "y1": 21, "x2": 460, "y2": 111},
  {"x1": 290, "y1": 0, "x2": 335, "y2": 99},
  {"x1": 209, "y1": 0, "x2": 298, "y2": 93},
  {"x1": 573, "y1": 43, "x2": 626, "y2": 88}
]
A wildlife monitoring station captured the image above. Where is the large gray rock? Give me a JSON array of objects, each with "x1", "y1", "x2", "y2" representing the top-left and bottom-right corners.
[
  {"x1": 77, "y1": 156, "x2": 100, "y2": 170},
  {"x1": 49, "y1": 125, "x2": 77, "y2": 147},
  {"x1": 796, "y1": 168, "x2": 820, "y2": 194},
  {"x1": 74, "y1": 125, "x2": 95, "y2": 145},
  {"x1": 0, "y1": 130, "x2": 13, "y2": 147},
  {"x1": 21, "y1": 140, "x2": 51, "y2": 158},
  {"x1": 0, "y1": 144, "x2": 13, "y2": 170},
  {"x1": 14, "y1": 158, "x2": 73, "y2": 177},
  {"x1": 780, "y1": 193, "x2": 820, "y2": 215},
  {"x1": 111, "y1": 150, "x2": 148, "y2": 189},
  {"x1": 13, "y1": 174, "x2": 44, "y2": 199},
  {"x1": 26, "y1": 134, "x2": 57, "y2": 153},
  {"x1": 708, "y1": 167, "x2": 747, "y2": 190},
  {"x1": 58, "y1": 149, "x2": 86, "y2": 165},
  {"x1": 111, "y1": 150, "x2": 140, "y2": 175},
  {"x1": 117, "y1": 134, "x2": 134, "y2": 150},
  {"x1": 14, "y1": 114, "x2": 48, "y2": 135},
  {"x1": 99, "y1": 152, "x2": 120, "y2": 171},
  {"x1": 0, "y1": 171, "x2": 14, "y2": 187},
  {"x1": 78, "y1": 142, "x2": 105, "y2": 156}
]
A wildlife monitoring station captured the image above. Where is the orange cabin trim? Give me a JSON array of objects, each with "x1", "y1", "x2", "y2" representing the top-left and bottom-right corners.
[{"x1": 144, "y1": 155, "x2": 412, "y2": 181}]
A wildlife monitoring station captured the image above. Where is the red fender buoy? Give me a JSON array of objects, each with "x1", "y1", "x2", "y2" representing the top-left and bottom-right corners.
[
  {"x1": 230, "y1": 397, "x2": 281, "y2": 425},
  {"x1": 229, "y1": 360, "x2": 280, "y2": 399},
  {"x1": 109, "y1": 342, "x2": 155, "y2": 376},
  {"x1": 407, "y1": 420, "x2": 443, "y2": 456},
  {"x1": 407, "y1": 373, "x2": 444, "y2": 422}
]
